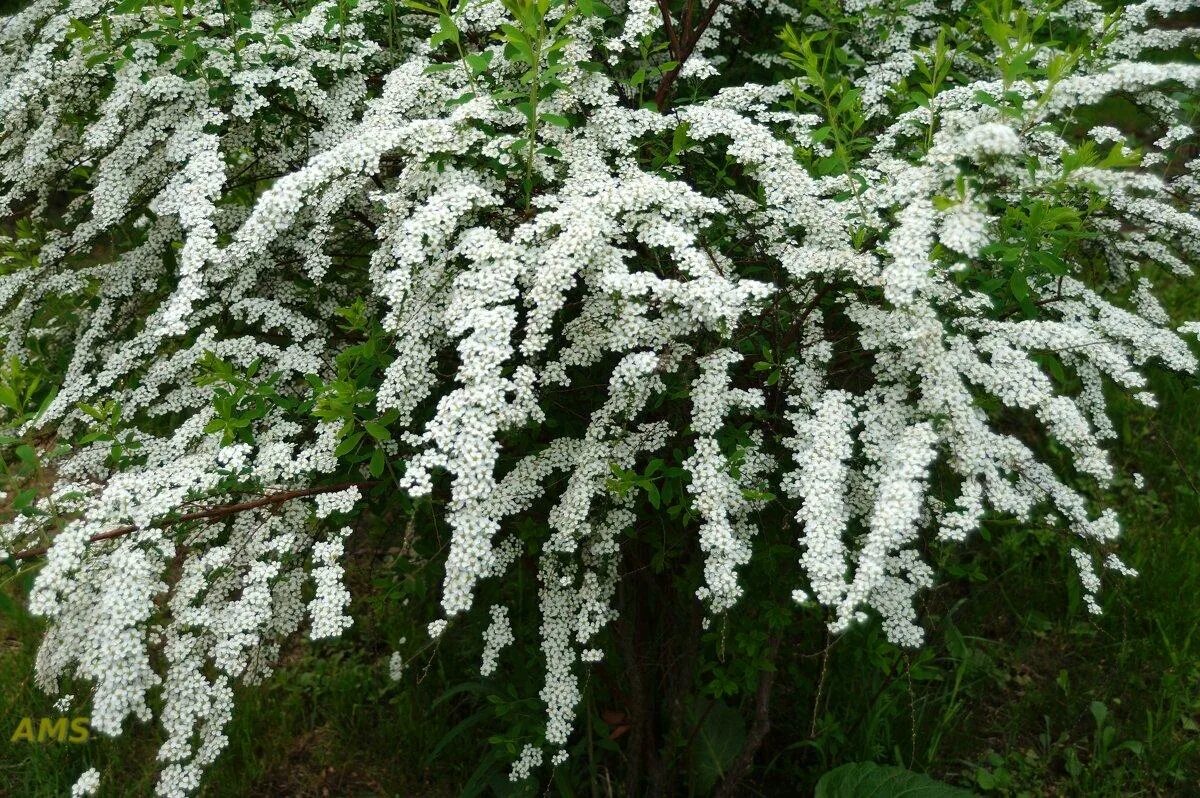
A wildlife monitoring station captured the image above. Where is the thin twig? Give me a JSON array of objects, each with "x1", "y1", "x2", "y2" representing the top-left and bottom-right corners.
[
  {"x1": 1153, "y1": 424, "x2": 1200, "y2": 496},
  {"x1": 810, "y1": 629, "x2": 831, "y2": 737}
]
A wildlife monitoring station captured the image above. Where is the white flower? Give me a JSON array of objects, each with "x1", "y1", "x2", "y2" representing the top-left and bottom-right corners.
[
  {"x1": 71, "y1": 769, "x2": 100, "y2": 798},
  {"x1": 388, "y1": 651, "x2": 406, "y2": 681}
]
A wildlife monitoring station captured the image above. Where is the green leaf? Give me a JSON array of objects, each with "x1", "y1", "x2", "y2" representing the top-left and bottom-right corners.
[
  {"x1": 465, "y1": 51, "x2": 493, "y2": 75},
  {"x1": 430, "y1": 14, "x2": 460, "y2": 47},
  {"x1": 815, "y1": 762, "x2": 974, "y2": 797},
  {"x1": 369, "y1": 446, "x2": 386, "y2": 478},
  {"x1": 14, "y1": 444, "x2": 37, "y2": 469},
  {"x1": 0, "y1": 383, "x2": 20, "y2": 411},
  {"x1": 671, "y1": 120, "x2": 692, "y2": 155},
  {"x1": 541, "y1": 113, "x2": 571, "y2": 128},
  {"x1": 334, "y1": 430, "x2": 365, "y2": 458},
  {"x1": 68, "y1": 18, "x2": 93, "y2": 40},
  {"x1": 364, "y1": 420, "x2": 392, "y2": 442},
  {"x1": 1009, "y1": 270, "x2": 1029, "y2": 303},
  {"x1": 642, "y1": 480, "x2": 660, "y2": 509},
  {"x1": 13, "y1": 488, "x2": 37, "y2": 511},
  {"x1": 1090, "y1": 700, "x2": 1108, "y2": 728},
  {"x1": 1043, "y1": 354, "x2": 1067, "y2": 385},
  {"x1": 688, "y1": 700, "x2": 745, "y2": 794},
  {"x1": 576, "y1": 0, "x2": 611, "y2": 16},
  {"x1": 973, "y1": 89, "x2": 999, "y2": 107}
]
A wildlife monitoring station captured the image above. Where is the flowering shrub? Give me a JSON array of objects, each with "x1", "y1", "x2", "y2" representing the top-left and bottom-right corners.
[{"x1": 0, "y1": 0, "x2": 1198, "y2": 793}]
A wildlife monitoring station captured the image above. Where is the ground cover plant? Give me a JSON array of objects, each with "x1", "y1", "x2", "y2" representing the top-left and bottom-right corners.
[{"x1": 0, "y1": 0, "x2": 1198, "y2": 794}]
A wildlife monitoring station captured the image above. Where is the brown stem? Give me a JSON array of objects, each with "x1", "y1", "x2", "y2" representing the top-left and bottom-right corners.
[
  {"x1": 615, "y1": 539, "x2": 669, "y2": 796},
  {"x1": 8, "y1": 480, "x2": 377, "y2": 561},
  {"x1": 655, "y1": 0, "x2": 681, "y2": 60},
  {"x1": 714, "y1": 634, "x2": 781, "y2": 797},
  {"x1": 348, "y1": 208, "x2": 378, "y2": 233},
  {"x1": 654, "y1": 0, "x2": 724, "y2": 111},
  {"x1": 776, "y1": 281, "x2": 833, "y2": 355}
]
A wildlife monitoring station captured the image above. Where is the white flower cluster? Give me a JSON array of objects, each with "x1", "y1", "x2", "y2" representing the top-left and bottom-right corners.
[
  {"x1": 309, "y1": 527, "x2": 354, "y2": 639},
  {"x1": 71, "y1": 768, "x2": 100, "y2": 798},
  {"x1": 480, "y1": 604, "x2": 514, "y2": 676},
  {"x1": 389, "y1": 650, "x2": 406, "y2": 681},
  {"x1": 510, "y1": 743, "x2": 544, "y2": 781},
  {"x1": 0, "y1": 0, "x2": 1198, "y2": 792},
  {"x1": 685, "y1": 349, "x2": 765, "y2": 612}
]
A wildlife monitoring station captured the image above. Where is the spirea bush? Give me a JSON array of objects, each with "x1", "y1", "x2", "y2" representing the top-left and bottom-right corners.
[{"x1": 0, "y1": 0, "x2": 1198, "y2": 793}]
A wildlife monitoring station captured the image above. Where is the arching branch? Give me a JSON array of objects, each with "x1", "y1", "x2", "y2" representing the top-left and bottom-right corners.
[{"x1": 7, "y1": 480, "x2": 378, "y2": 562}]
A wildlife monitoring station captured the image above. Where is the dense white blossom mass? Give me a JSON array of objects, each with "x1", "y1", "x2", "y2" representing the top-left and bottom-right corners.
[{"x1": 0, "y1": 0, "x2": 1198, "y2": 792}]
